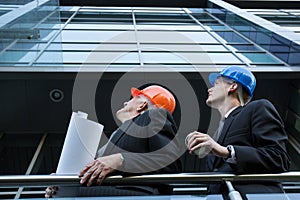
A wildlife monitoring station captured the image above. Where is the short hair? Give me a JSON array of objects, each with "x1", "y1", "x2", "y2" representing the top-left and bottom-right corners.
[
  {"x1": 221, "y1": 77, "x2": 251, "y2": 105},
  {"x1": 139, "y1": 95, "x2": 157, "y2": 110}
]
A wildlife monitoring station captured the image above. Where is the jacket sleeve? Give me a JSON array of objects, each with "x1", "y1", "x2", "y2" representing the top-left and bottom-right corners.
[
  {"x1": 118, "y1": 108, "x2": 182, "y2": 175},
  {"x1": 234, "y1": 99, "x2": 290, "y2": 174}
]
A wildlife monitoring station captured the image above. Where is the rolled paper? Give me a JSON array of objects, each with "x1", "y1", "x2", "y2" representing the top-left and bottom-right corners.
[{"x1": 56, "y1": 111, "x2": 104, "y2": 174}]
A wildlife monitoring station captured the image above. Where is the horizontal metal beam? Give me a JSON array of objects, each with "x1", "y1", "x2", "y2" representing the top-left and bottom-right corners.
[
  {"x1": 223, "y1": 0, "x2": 300, "y2": 9},
  {"x1": 1, "y1": 172, "x2": 300, "y2": 188},
  {"x1": 59, "y1": 0, "x2": 208, "y2": 7}
]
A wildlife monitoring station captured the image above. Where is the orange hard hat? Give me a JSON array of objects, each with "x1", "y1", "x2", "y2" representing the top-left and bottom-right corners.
[{"x1": 131, "y1": 85, "x2": 176, "y2": 114}]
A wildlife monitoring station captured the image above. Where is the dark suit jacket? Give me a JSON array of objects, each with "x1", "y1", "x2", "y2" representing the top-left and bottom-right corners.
[
  {"x1": 208, "y1": 99, "x2": 290, "y2": 198},
  {"x1": 56, "y1": 108, "x2": 182, "y2": 197},
  {"x1": 102, "y1": 108, "x2": 182, "y2": 175}
]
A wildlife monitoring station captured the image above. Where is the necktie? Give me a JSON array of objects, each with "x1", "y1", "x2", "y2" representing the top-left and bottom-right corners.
[
  {"x1": 212, "y1": 117, "x2": 225, "y2": 141},
  {"x1": 206, "y1": 117, "x2": 225, "y2": 171}
]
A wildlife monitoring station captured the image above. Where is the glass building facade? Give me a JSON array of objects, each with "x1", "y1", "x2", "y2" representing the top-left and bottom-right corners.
[{"x1": 0, "y1": 0, "x2": 298, "y2": 71}]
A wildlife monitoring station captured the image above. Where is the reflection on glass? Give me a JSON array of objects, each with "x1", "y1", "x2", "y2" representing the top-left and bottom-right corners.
[
  {"x1": 0, "y1": 50, "x2": 38, "y2": 62},
  {"x1": 136, "y1": 25, "x2": 203, "y2": 31},
  {"x1": 73, "y1": 12, "x2": 133, "y2": 23},
  {"x1": 65, "y1": 24, "x2": 134, "y2": 30},
  {"x1": 0, "y1": 39, "x2": 14, "y2": 51},
  {"x1": 215, "y1": 31, "x2": 249, "y2": 43},
  {"x1": 142, "y1": 52, "x2": 242, "y2": 64},
  {"x1": 36, "y1": 52, "x2": 139, "y2": 63},
  {"x1": 140, "y1": 44, "x2": 227, "y2": 52},
  {"x1": 203, "y1": 24, "x2": 230, "y2": 31},
  {"x1": 56, "y1": 30, "x2": 136, "y2": 43},
  {"x1": 191, "y1": 13, "x2": 216, "y2": 21},
  {"x1": 135, "y1": 13, "x2": 191, "y2": 22},
  {"x1": 9, "y1": 42, "x2": 47, "y2": 50},
  {"x1": 48, "y1": 43, "x2": 137, "y2": 51},
  {"x1": 238, "y1": 52, "x2": 281, "y2": 64},
  {"x1": 137, "y1": 31, "x2": 218, "y2": 43},
  {"x1": 229, "y1": 44, "x2": 261, "y2": 51},
  {"x1": 288, "y1": 52, "x2": 300, "y2": 65}
]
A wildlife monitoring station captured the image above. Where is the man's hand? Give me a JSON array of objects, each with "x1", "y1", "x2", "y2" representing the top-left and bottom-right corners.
[
  {"x1": 45, "y1": 186, "x2": 58, "y2": 198},
  {"x1": 45, "y1": 173, "x2": 57, "y2": 198},
  {"x1": 186, "y1": 131, "x2": 228, "y2": 158},
  {"x1": 79, "y1": 153, "x2": 123, "y2": 187}
]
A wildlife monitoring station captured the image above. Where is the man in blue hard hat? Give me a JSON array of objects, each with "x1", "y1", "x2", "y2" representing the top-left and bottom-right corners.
[{"x1": 186, "y1": 66, "x2": 290, "y2": 199}]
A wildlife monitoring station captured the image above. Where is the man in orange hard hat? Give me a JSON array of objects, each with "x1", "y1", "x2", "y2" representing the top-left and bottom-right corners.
[{"x1": 46, "y1": 84, "x2": 181, "y2": 197}]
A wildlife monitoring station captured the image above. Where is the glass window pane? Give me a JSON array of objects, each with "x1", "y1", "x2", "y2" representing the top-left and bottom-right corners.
[
  {"x1": 289, "y1": 52, "x2": 300, "y2": 65},
  {"x1": 65, "y1": 23, "x2": 134, "y2": 30},
  {"x1": 228, "y1": 44, "x2": 261, "y2": 51},
  {"x1": 142, "y1": 52, "x2": 242, "y2": 64},
  {"x1": 135, "y1": 13, "x2": 191, "y2": 22},
  {"x1": 137, "y1": 31, "x2": 219, "y2": 43},
  {"x1": 79, "y1": 7, "x2": 133, "y2": 12},
  {"x1": 37, "y1": 23, "x2": 62, "y2": 29},
  {"x1": 191, "y1": 12, "x2": 216, "y2": 21},
  {"x1": 0, "y1": 39, "x2": 14, "y2": 51},
  {"x1": 140, "y1": 44, "x2": 227, "y2": 52},
  {"x1": 36, "y1": 52, "x2": 139, "y2": 63},
  {"x1": 73, "y1": 12, "x2": 132, "y2": 23},
  {"x1": 203, "y1": 23, "x2": 231, "y2": 31},
  {"x1": 136, "y1": 24, "x2": 203, "y2": 31},
  {"x1": 215, "y1": 31, "x2": 250, "y2": 43},
  {"x1": 55, "y1": 30, "x2": 136, "y2": 43},
  {"x1": 47, "y1": 43, "x2": 138, "y2": 51},
  {"x1": 238, "y1": 52, "x2": 282, "y2": 64},
  {"x1": 0, "y1": 50, "x2": 38, "y2": 62},
  {"x1": 9, "y1": 42, "x2": 48, "y2": 50}
]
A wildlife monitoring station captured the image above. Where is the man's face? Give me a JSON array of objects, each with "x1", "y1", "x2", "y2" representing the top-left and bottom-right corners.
[
  {"x1": 206, "y1": 77, "x2": 232, "y2": 108},
  {"x1": 116, "y1": 95, "x2": 146, "y2": 122}
]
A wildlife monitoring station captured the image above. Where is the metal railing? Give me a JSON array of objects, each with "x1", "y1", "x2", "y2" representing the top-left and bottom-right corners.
[
  {"x1": 2, "y1": 172, "x2": 300, "y2": 200},
  {"x1": 1, "y1": 171, "x2": 300, "y2": 188}
]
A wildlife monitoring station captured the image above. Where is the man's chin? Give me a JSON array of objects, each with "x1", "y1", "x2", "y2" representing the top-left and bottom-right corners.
[{"x1": 206, "y1": 99, "x2": 211, "y2": 106}]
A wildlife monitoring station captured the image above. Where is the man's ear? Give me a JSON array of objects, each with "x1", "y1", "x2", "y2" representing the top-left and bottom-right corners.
[
  {"x1": 228, "y1": 83, "x2": 238, "y2": 94},
  {"x1": 137, "y1": 101, "x2": 148, "y2": 112}
]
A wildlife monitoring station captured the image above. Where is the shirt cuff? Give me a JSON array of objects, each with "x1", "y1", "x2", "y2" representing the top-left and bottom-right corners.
[{"x1": 226, "y1": 145, "x2": 237, "y2": 164}]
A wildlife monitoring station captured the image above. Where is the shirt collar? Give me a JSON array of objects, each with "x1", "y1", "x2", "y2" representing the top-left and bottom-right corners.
[{"x1": 225, "y1": 106, "x2": 239, "y2": 119}]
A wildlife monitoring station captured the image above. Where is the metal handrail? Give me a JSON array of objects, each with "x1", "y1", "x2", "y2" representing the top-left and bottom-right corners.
[{"x1": 1, "y1": 172, "x2": 300, "y2": 188}]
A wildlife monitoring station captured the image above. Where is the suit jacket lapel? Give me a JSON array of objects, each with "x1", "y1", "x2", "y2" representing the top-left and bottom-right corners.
[
  {"x1": 217, "y1": 106, "x2": 242, "y2": 144},
  {"x1": 101, "y1": 119, "x2": 132, "y2": 156},
  {"x1": 213, "y1": 106, "x2": 242, "y2": 169}
]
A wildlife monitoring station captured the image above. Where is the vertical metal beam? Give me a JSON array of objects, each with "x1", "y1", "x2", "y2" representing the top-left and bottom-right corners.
[
  {"x1": 14, "y1": 133, "x2": 48, "y2": 199},
  {"x1": 131, "y1": 8, "x2": 144, "y2": 66},
  {"x1": 28, "y1": 7, "x2": 80, "y2": 66}
]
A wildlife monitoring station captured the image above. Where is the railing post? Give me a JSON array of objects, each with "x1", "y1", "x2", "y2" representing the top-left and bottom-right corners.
[{"x1": 225, "y1": 181, "x2": 243, "y2": 200}]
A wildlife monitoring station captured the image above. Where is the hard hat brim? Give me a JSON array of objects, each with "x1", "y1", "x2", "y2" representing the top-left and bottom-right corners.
[
  {"x1": 131, "y1": 87, "x2": 143, "y2": 97},
  {"x1": 131, "y1": 87, "x2": 155, "y2": 104},
  {"x1": 208, "y1": 73, "x2": 220, "y2": 86},
  {"x1": 131, "y1": 87, "x2": 161, "y2": 109}
]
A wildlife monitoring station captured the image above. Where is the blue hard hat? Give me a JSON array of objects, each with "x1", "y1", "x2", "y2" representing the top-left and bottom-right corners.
[{"x1": 209, "y1": 66, "x2": 256, "y2": 98}]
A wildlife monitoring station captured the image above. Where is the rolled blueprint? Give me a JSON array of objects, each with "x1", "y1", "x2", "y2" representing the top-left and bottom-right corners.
[{"x1": 56, "y1": 111, "x2": 104, "y2": 174}]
